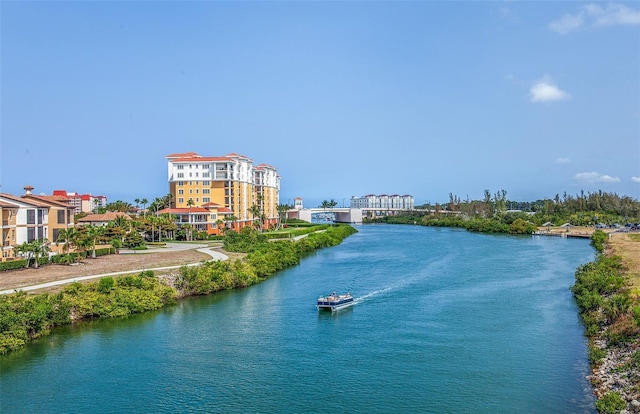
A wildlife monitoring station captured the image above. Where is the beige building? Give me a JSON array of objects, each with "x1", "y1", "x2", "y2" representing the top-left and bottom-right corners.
[
  {"x1": 0, "y1": 186, "x2": 75, "y2": 261},
  {"x1": 166, "y1": 152, "x2": 280, "y2": 234}
]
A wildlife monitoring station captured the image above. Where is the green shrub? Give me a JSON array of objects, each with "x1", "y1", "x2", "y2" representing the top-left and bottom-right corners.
[
  {"x1": 591, "y1": 229, "x2": 608, "y2": 253},
  {"x1": 98, "y1": 277, "x2": 115, "y2": 293},
  {"x1": 0, "y1": 260, "x2": 29, "y2": 272},
  {"x1": 588, "y1": 344, "x2": 606, "y2": 365},
  {"x1": 595, "y1": 392, "x2": 626, "y2": 414}
]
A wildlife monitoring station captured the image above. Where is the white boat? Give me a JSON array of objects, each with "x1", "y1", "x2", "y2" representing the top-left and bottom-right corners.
[{"x1": 316, "y1": 292, "x2": 355, "y2": 312}]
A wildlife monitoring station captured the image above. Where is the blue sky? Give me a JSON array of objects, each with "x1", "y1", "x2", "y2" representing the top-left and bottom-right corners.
[{"x1": 1, "y1": 1, "x2": 639, "y2": 208}]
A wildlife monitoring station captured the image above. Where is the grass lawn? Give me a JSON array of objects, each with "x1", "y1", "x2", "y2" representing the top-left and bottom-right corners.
[{"x1": 608, "y1": 232, "x2": 640, "y2": 292}]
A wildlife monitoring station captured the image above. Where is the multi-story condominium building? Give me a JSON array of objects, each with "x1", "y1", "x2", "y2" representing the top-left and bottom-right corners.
[
  {"x1": 51, "y1": 190, "x2": 108, "y2": 214},
  {"x1": 165, "y1": 152, "x2": 280, "y2": 235},
  {"x1": 0, "y1": 186, "x2": 75, "y2": 261},
  {"x1": 350, "y1": 194, "x2": 414, "y2": 210}
]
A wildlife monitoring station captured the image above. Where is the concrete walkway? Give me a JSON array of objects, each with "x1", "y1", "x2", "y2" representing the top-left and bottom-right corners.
[{"x1": 0, "y1": 245, "x2": 228, "y2": 295}]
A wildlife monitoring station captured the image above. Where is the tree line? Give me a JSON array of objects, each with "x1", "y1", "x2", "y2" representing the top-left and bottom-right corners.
[{"x1": 423, "y1": 189, "x2": 640, "y2": 220}]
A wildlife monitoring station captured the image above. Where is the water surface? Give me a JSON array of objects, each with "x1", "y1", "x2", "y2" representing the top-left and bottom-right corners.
[{"x1": 0, "y1": 225, "x2": 596, "y2": 413}]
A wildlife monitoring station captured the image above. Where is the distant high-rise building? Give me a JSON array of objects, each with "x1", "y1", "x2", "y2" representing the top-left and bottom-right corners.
[
  {"x1": 51, "y1": 190, "x2": 107, "y2": 214},
  {"x1": 350, "y1": 194, "x2": 414, "y2": 210},
  {"x1": 165, "y1": 152, "x2": 280, "y2": 234}
]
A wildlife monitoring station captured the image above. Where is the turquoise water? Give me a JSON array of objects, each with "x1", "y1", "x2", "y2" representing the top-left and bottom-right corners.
[{"x1": 0, "y1": 224, "x2": 597, "y2": 413}]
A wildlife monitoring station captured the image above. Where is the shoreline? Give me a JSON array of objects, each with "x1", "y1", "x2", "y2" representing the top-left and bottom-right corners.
[{"x1": 578, "y1": 231, "x2": 640, "y2": 411}]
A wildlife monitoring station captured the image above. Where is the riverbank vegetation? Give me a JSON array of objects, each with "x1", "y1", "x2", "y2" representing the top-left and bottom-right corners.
[
  {"x1": 0, "y1": 224, "x2": 357, "y2": 355},
  {"x1": 571, "y1": 230, "x2": 640, "y2": 413},
  {"x1": 367, "y1": 189, "x2": 640, "y2": 235}
]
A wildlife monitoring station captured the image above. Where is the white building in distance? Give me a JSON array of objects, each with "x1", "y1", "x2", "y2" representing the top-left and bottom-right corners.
[{"x1": 350, "y1": 194, "x2": 414, "y2": 210}]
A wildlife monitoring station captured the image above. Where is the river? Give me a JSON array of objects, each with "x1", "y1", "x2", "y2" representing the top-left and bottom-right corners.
[{"x1": 0, "y1": 224, "x2": 597, "y2": 413}]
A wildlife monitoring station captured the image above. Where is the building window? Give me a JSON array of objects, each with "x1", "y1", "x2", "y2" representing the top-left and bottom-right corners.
[
  {"x1": 210, "y1": 213, "x2": 216, "y2": 220},
  {"x1": 196, "y1": 189, "x2": 199, "y2": 194},
  {"x1": 178, "y1": 189, "x2": 184, "y2": 195},
  {"x1": 189, "y1": 173, "x2": 192, "y2": 178},
  {"x1": 177, "y1": 173, "x2": 184, "y2": 178},
  {"x1": 189, "y1": 189, "x2": 193, "y2": 194},
  {"x1": 195, "y1": 172, "x2": 199, "y2": 177},
  {"x1": 178, "y1": 198, "x2": 184, "y2": 204},
  {"x1": 202, "y1": 181, "x2": 210, "y2": 186},
  {"x1": 57, "y1": 210, "x2": 65, "y2": 224},
  {"x1": 196, "y1": 198, "x2": 199, "y2": 202},
  {"x1": 53, "y1": 228, "x2": 61, "y2": 242},
  {"x1": 203, "y1": 189, "x2": 210, "y2": 194},
  {"x1": 27, "y1": 210, "x2": 35, "y2": 224},
  {"x1": 177, "y1": 165, "x2": 184, "y2": 170},
  {"x1": 178, "y1": 181, "x2": 184, "y2": 186},
  {"x1": 203, "y1": 197, "x2": 210, "y2": 203},
  {"x1": 203, "y1": 172, "x2": 210, "y2": 177}
]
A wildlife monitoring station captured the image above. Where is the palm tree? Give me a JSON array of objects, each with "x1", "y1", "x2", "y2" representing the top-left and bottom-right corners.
[
  {"x1": 249, "y1": 204, "x2": 262, "y2": 232},
  {"x1": 57, "y1": 227, "x2": 76, "y2": 256},
  {"x1": 15, "y1": 242, "x2": 33, "y2": 268},
  {"x1": 86, "y1": 225, "x2": 103, "y2": 259},
  {"x1": 162, "y1": 193, "x2": 175, "y2": 209},
  {"x1": 30, "y1": 239, "x2": 50, "y2": 268},
  {"x1": 186, "y1": 198, "x2": 195, "y2": 241},
  {"x1": 105, "y1": 200, "x2": 133, "y2": 213},
  {"x1": 160, "y1": 213, "x2": 177, "y2": 240},
  {"x1": 225, "y1": 215, "x2": 238, "y2": 232},
  {"x1": 276, "y1": 204, "x2": 290, "y2": 229},
  {"x1": 141, "y1": 198, "x2": 148, "y2": 218},
  {"x1": 150, "y1": 197, "x2": 163, "y2": 216},
  {"x1": 215, "y1": 219, "x2": 225, "y2": 235},
  {"x1": 134, "y1": 198, "x2": 141, "y2": 211}
]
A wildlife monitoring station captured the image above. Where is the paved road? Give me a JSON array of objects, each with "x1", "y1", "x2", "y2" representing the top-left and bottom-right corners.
[{"x1": 0, "y1": 245, "x2": 228, "y2": 295}]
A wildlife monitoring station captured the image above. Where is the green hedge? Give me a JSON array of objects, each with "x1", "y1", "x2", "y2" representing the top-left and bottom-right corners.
[
  {"x1": 0, "y1": 260, "x2": 29, "y2": 271},
  {"x1": 0, "y1": 256, "x2": 49, "y2": 272}
]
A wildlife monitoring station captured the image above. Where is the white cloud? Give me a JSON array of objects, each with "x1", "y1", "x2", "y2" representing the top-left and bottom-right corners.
[
  {"x1": 556, "y1": 157, "x2": 570, "y2": 164},
  {"x1": 632, "y1": 176, "x2": 640, "y2": 183},
  {"x1": 575, "y1": 172, "x2": 621, "y2": 183},
  {"x1": 549, "y1": 13, "x2": 584, "y2": 34},
  {"x1": 549, "y1": 3, "x2": 640, "y2": 34},
  {"x1": 530, "y1": 78, "x2": 571, "y2": 103}
]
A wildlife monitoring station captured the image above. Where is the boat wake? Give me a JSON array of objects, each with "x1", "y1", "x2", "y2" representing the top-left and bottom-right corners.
[{"x1": 355, "y1": 286, "x2": 394, "y2": 303}]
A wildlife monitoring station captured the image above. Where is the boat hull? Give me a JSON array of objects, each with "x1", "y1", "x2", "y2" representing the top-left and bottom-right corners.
[
  {"x1": 316, "y1": 300, "x2": 355, "y2": 312},
  {"x1": 316, "y1": 293, "x2": 355, "y2": 312}
]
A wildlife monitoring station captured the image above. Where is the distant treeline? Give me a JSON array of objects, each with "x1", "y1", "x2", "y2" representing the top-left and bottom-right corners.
[
  {"x1": 367, "y1": 213, "x2": 538, "y2": 234},
  {"x1": 417, "y1": 189, "x2": 640, "y2": 221}
]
